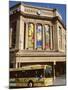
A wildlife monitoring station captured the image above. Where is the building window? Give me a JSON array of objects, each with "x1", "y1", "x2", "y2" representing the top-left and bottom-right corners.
[
  {"x1": 28, "y1": 23, "x2": 34, "y2": 49},
  {"x1": 26, "y1": 23, "x2": 52, "y2": 50},
  {"x1": 44, "y1": 25, "x2": 50, "y2": 50},
  {"x1": 36, "y1": 24, "x2": 43, "y2": 48},
  {"x1": 58, "y1": 26, "x2": 62, "y2": 49},
  {"x1": 11, "y1": 21, "x2": 16, "y2": 48}
]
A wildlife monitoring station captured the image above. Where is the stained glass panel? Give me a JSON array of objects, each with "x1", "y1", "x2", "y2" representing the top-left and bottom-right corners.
[
  {"x1": 36, "y1": 24, "x2": 42, "y2": 48},
  {"x1": 28, "y1": 23, "x2": 34, "y2": 48},
  {"x1": 45, "y1": 25, "x2": 50, "y2": 49}
]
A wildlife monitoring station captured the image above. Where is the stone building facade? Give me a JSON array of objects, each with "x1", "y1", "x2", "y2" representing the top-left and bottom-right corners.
[{"x1": 9, "y1": 3, "x2": 66, "y2": 78}]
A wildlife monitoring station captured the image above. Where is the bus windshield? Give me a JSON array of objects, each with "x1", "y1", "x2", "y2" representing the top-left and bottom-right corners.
[{"x1": 45, "y1": 66, "x2": 52, "y2": 77}]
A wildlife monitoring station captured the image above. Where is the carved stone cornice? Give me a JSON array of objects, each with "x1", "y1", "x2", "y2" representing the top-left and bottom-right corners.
[{"x1": 15, "y1": 50, "x2": 66, "y2": 57}]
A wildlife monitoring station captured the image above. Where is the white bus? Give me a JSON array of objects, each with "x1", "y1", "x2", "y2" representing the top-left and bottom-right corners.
[{"x1": 9, "y1": 65, "x2": 53, "y2": 88}]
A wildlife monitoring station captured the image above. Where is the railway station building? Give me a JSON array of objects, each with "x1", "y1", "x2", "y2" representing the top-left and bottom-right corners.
[{"x1": 9, "y1": 2, "x2": 66, "y2": 78}]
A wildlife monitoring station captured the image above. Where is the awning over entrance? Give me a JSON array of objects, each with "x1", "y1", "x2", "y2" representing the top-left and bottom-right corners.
[{"x1": 16, "y1": 56, "x2": 66, "y2": 63}]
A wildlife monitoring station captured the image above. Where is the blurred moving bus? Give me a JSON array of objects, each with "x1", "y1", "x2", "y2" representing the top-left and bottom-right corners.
[{"x1": 9, "y1": 65, "x2": 53, "y2": 88}]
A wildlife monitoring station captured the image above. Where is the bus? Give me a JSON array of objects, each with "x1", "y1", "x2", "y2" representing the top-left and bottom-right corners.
[{"x1": 9, "y1": 65, "x2": 53, "y2": 88}]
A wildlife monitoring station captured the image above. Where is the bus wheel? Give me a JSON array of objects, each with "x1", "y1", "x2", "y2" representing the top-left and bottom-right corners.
[{"x1": 28, "y1": 81, "x2": 33, "y2": 88}]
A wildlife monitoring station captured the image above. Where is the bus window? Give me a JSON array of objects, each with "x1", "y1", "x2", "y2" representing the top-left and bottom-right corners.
[
  {"x1": 22, "y1": 69, "x2": 44, "y2": 78},
  {"x1": 35, "y1": 69, "x2": 44, "y2": 78},
  {"x1": 13, "y1": 69, "x2": 44, "y2": 78}
]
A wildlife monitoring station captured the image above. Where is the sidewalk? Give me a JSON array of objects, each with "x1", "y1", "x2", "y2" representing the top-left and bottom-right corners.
[{"x1": 53, "y1": 75, "x2": 66, "y2": 86}]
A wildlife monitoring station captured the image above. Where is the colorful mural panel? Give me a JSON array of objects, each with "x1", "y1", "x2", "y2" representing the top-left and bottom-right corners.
[
  {"x1": 28, "y1": 23, "x2": 34, "y2": 48},
  {"x1": 36, "y1": 24, "x2": 42, "y2": 48},
  {"x1": 45, "y1": 25, "x2": 50, "y2": 49}
]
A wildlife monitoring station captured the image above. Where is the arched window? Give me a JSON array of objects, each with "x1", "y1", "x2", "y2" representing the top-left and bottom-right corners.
[
  {"x1": 36, "y1": 24, "x2": 43, "y2": 48},
  {"x1": 28, "y1": 23, "x2": 34, "y2": 49},
  {"x1": 44, "y1": 25, "x2": 50, "y2": 50}
]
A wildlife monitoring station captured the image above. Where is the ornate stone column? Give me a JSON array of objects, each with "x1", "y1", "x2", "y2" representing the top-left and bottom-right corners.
[
  {"x1": 16, "y1": 62, "x2": 18, "y2": 68},
  {"x1": 43, "y1": 25, "x2": 45, "y2": 50},
  {"x1": 50, "y1": 25, "x2": 53, "y2": 50},
  {"x1": 34, "y1": 23, "x2": 37, "y2": 49},
  {"x1": 9, "y1": 28, "x2": 12, "y2": 48},
  {"x1": 15, "y1": 19, "x2": 20, "y2": 49},
  {"x1": 18, "y1": 16, "x2": 24, "y2": 50},
  {"x1": 25, "y1": 22, "x2": 28, "y2": 49},
  {"x1": 19, "y1": 63, "x2": 20, "y2": 68},
  {"x1": 53, "y1": 22, "x2": 58, "y2": 51}
]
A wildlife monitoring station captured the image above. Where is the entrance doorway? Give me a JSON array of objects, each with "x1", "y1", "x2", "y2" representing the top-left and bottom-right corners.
[{"x1": 55, "y1": 62, "x2": 66, "y2": 77}]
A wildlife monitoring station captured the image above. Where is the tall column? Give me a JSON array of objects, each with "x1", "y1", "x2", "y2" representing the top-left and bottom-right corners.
[
  {"x1": 16, "y1": 19, "x2": 20, "y2": 49},
  {"x1": 53, "y1": 22, "x2": 58, "y2": 51},
  {"x1": 53, "y1": 25, "x2": 55, "y2": 51},
  {"x1": 34, "y1": 24, "x2": 36, "y2": 49},
  {"x1": 16, "y1": 62, "x2": 18, "y2": 68},
  {"x1": 43, "y1": 25, "x2": 45, "y2": 50},
  {"x1": 56, "y1": 22, "x2": 59, "y2": 51},
  {"x1": 19, "y1": 16, "x2": 24, "y2": 50},
  {"x1": 9, "y1": 28, "x2": 12, "y2": 48},
  {"x1": 19, "y1": 63, "x2": 20, "y2": 68},
  {"x1": 53, "y1": 61, "x2": 56, "y2": 80},
  {"x1": 50, "y1": 25, "x2": 53, "y2": 50},
  {"x1": 25, "y1": 22, "x2": 28, "y2": 49},
  {"x1": 15, "y1": 62, "x2": 20, "y2": 68}
]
